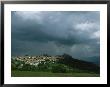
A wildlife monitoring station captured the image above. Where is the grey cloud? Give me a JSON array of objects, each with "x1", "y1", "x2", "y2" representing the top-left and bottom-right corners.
[{"x1": 11, "y1": 11, "x2": 100, "y2": 60}]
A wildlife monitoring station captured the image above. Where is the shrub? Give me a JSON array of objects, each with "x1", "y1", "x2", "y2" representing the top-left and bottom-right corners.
[{"x1": 51, "y1": 64, "x2": 67, "y2": 73}]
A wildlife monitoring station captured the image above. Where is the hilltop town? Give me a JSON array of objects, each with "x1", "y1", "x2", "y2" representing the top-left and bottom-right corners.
[{"x1": 12, "y1": 55, "x2": 64, "y2": 66}]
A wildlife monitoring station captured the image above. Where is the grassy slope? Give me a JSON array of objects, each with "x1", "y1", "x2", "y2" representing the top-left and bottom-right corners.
[{"x1": 12, "y1": 70, "x2": 100, "y2": 77}]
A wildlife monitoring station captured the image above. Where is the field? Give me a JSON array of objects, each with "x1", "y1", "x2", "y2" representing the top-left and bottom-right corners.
[{"x1": 12, "y1": 71, "x2": 100, "y2": 77}]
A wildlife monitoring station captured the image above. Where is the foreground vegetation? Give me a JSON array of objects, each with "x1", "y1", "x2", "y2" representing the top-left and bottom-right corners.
[{"x1": 12, "y1": 71, "x2": 100, "y2": 77}]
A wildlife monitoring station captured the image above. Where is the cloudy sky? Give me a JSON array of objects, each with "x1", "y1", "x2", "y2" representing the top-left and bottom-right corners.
[{"x1": 11, "y1": 11, "x2": 100, "y2": 61}]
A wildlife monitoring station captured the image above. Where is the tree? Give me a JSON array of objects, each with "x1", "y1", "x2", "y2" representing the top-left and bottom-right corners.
[{"x1": 51, "y1": 64, "x2": 67, "y2": 73}]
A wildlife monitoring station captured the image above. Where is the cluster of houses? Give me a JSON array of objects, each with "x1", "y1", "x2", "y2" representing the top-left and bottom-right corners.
[{"x1": 12, "y1": 55, "x2": 64, "y2": 66}]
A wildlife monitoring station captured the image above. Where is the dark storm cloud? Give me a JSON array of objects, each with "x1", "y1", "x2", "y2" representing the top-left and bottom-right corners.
[{"x1": 11, "y1": 11, "x2": 100, "y2": 59}]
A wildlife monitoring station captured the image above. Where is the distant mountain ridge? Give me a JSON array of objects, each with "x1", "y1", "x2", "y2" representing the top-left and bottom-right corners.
[
  {"x1": 58, "y1": 54, "x2": 100, "y2": 73},
  {"x1": 80, "y1": 56, "x2": 100, "y2": 65}
]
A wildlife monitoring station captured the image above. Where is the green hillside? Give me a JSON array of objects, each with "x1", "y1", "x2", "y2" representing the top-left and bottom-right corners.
[{"x1": 11, "y1": 54, "x2": 100, "y2": 77}]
